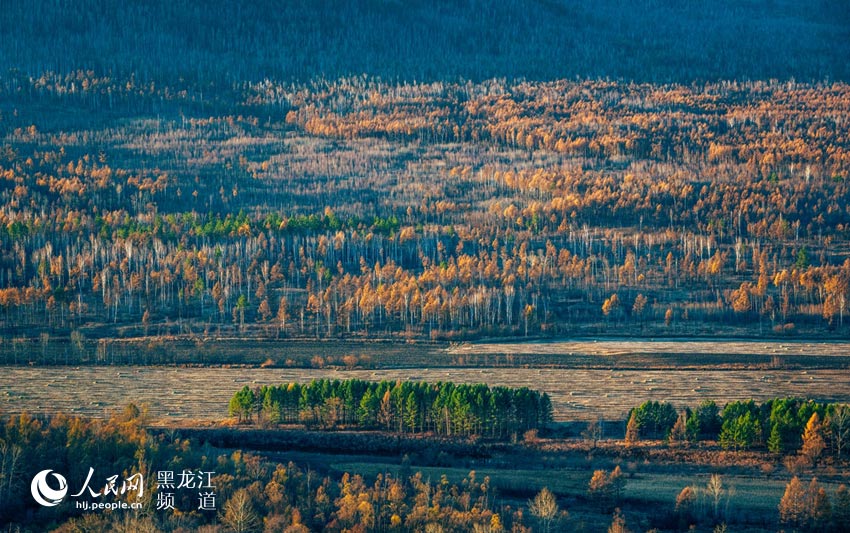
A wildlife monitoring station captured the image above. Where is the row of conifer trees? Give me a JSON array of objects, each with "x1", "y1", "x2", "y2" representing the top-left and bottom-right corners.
[
  {"x1": 626, "y1": 398, "x2": 850, "y2": 458},
  {"x1": 229, "y1": 379, "x2": 552, "y2": 439}
]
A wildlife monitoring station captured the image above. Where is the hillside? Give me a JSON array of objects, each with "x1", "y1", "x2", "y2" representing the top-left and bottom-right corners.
[
  {"x1": 1, "y1": 0, "x2": 849, "y2": 84},
  {"x1": 1, "y1": 1, "x2": 849, "y2": 350}
]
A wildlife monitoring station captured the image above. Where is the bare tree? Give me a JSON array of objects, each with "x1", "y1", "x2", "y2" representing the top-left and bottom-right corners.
[
  {"x1": 828, "y1": 405, "x2": 850, "y2": 457},
  {"x1": 529, "y1": 487, "x2": 559, "y2": 533},
  {"x1": 582, "y1": 419, "x2": 603, "y2": 448},
  {"x1": 706, "y1": 473, "x2": 725, "y2": 520},
  {"x1": 112, "y1": 514, "x2": 160, "y2": 533},
  {"x1": 221, "y1": 488, "x2": 260, "y2": 533},
  {"x1": 0, "y1": 441, "x2": 23, "y2": 509}
]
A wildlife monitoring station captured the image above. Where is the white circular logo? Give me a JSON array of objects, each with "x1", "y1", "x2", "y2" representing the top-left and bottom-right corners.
[{"x1": 31, "y1": 469, "x2": 68, "y2": 507}]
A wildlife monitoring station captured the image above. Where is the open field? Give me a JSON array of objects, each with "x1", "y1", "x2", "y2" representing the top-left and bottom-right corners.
[
  {"x1": 4, "y1": 363, "x2": 850, "y2": 423},
  {"x1": 450, "y1": 338, "x2": 850, "y2": 358},
  {"x1": 447, "y1": 338, "x2": 850, "y2": 369}
]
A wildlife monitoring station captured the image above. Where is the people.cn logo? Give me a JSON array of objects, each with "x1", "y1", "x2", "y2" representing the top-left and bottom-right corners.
[{"x1": 31, "y1": 469, "x2": 68, "y2": 507}]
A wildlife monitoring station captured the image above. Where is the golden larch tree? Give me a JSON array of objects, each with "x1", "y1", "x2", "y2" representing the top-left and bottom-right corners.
[{"x1": 801, "y1": 412, "x2": 826, "y2": 466}]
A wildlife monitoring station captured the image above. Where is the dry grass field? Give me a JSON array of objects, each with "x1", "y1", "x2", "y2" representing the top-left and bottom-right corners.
[
  {"x1": 3, "y1": 345, "x2": 850, "y2": 423},
  {"x1": 449, "y1": 339, "x2": 850, "y2": 358},
  {"x1": 447, "y1": 338, "x2": 850, "y2": 369}
]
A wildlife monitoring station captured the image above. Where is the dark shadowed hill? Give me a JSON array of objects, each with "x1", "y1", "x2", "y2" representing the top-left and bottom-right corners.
[{"x1": 1, "y1": 0, "x2": 848, "y2": 84}]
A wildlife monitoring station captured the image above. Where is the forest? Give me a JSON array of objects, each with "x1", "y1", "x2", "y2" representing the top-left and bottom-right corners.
[
  {"x1": 1, "y1": 2, "x2": 850, "y2": 355},
  {"x1": 228, "y1": 380, "x2": 850, "y2": 461},
  {"x1": 2, "y1": 396, "x2": 850, "y2": 532},
  {"x1": 2, "y1": 74, "x2": 850, "y2": 352},
  {"x1": 3, "y1": 1, "x2": 848, "y2": 84},
  {"x1": 228, "y1": 379, "x2": 552, "y2": 438}
]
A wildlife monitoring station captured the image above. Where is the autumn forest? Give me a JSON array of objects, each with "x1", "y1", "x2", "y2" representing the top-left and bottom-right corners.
[
  {"x1": 2, "y1": 1, "x2": 850, "y2": 532},
  {"x1": 2, "y1": 73, "x2": 850, "y2": 352}
]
